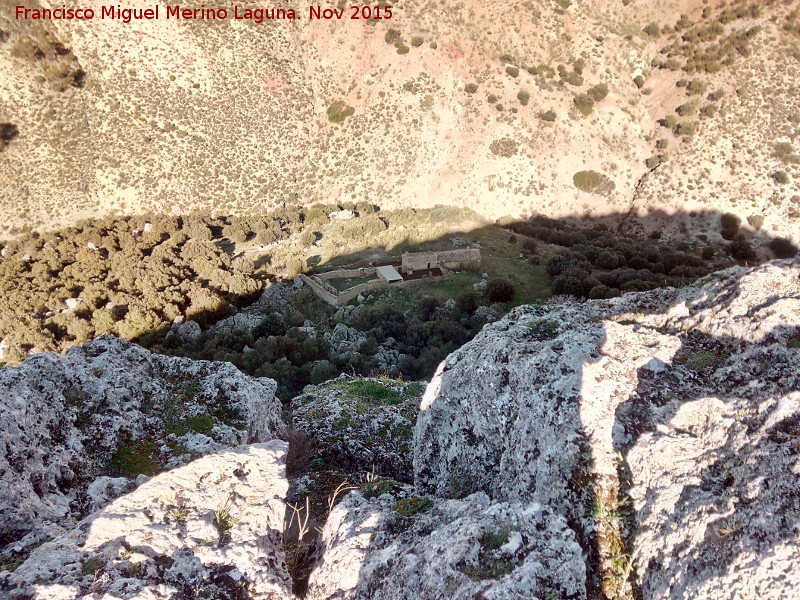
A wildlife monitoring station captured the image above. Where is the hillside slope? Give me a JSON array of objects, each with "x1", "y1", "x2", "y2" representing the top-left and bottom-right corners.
[{"x1": 1, "y1": 0, "x2": 798, "y2": 241}]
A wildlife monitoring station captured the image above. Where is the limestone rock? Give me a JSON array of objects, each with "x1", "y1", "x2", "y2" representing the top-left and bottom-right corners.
[
  {"x1": 291, "y1": 376, "x2": 423, "y2": 481},
  {"x1": 415, "y1": 258, "x2": 800, "y2": 598},
  {"x1": 305, "y1": 491, "x2": 586, "y2": 600},
  {"x1": 0, "y1": 336, "x2": 283, "y2": 560},
  {"x1": 1, "y1": 442, "x2": 291, "y2": 600}
]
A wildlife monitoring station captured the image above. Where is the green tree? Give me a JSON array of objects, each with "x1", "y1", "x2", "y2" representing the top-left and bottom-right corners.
[{"x1": 485, "y1": 277, "x2": 516, "y2": 303}]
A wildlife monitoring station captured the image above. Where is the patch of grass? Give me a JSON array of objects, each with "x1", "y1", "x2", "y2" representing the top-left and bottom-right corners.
[
  {"x1": 81, "y1": 557, "x2": 104, "y2": 576},
  {"x1": 362, "y1": 475, "x2": 400, "y2": 498},
  {"x1": 682, "y1": 351, "x2": 725, "y2": 371},
  {"x1": 459, "y1": 525, "x2": 516, "y2": 580},
  {"x1": 108, "y1": 440, "x2": 159, "y2": 477},
  {"x1": 166, "y1": 414, "x2": 215, "y2": 437},
  {"x1": 213, "y1": 501, "x2": 236, "y2": 546},
  {"x1": 392, "y1": 496, "x2": 434, "y2": 516},
  {"x1": 348, "y1": 379, "x2": 404, "y2": 404},
  {"x1": 527, "y1": 319, "x2": 559, "y2": 339}
]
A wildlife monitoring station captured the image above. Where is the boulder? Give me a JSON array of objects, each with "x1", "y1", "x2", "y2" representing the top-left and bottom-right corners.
[
  {"x1": 306, "y1": 491, "x2": 585, "y2": 600},
  {"x1": 0, "y1": 336, "x2": 283, "y2": 562},
  {"x1": 291, "y1": 376, "x2": 423, "y2": 481},
  {"x1": 415, "y1": 258, "x2": 800, "y2": 598},
  {"x1": 1, "y1": 442, "x2": 291, "y2": 600}
]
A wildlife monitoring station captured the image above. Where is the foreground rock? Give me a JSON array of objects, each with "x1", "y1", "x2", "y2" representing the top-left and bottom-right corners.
[
  {"x1": 414, "y1": 258, "x2": 800, "y2": 598},
  {"x1": 1, "y1": 442, "x2": 291, "y2": 600},
  {"x1": 0, "y1": 336, "x2": 283, "y2": 564},
  {"x1": 306, "y1": 492, "x2": 585, "y2": 600},
  {"x1": 291, "y1": 376, "x2": 423, "y2": 481}
]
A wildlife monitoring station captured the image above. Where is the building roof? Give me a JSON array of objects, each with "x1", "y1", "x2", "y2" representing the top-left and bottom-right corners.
[{"x1": 376, "y1": 265, "x2": 403, "y2": 282}]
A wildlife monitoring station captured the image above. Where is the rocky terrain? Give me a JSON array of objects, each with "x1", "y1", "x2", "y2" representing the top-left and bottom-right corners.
[
  {"x1": 1, "y1": 258, "x2": 799, "y2": 599},
  {"x1": 1, "y1": 0, "x2": 799, "y2": 243}
]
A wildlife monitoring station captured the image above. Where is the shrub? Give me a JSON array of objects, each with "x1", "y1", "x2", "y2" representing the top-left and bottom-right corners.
[
  {"x1": 747, "y1": 215, "x2": 765, "y2": 231},
  {"x1": 730, "y1": 233, "x2": 756, "y2": 261},
  {"x1": 772, "y1": 171, "x2": 789, "y2": 184},
  {"x1": 573, "y1": 170, "x2": 613, "y2": 194},
  {"x1": 539, "y1": 110, "x2": 557, "y2": 122},
  {"x1": 465, "y1": 83, "x2": 478, "y2": 93},
  {"x1": 517, "y1": 90, "x2": 530, "y2": 105},
  {"x1": 701, "y1": 246, "x2": 716, "y2": 260},
  {"x1": 720, "y1": 213, "x2": 741, "y2": 231},
  {"x1": 396, "y1": 43, "x2": 409, "y2": 55},
  {"x1": 384, "y1": 29, "x2": 401, "y2": 44},
  {"x1": 506, "y1": 65, "x2": 520, "y2": 77},
  {"x1": 410, "y1": 36, "x2": 424, "y2": 47},
  {"x1": 673, "y1": 121, "x2": 697, "y2": 136},
  {"x1": 562, "y1": 71, "x2": 584, "y2": 86},
  {"x1": 645, "y1": 155, "x2": 664, "y2": 169},
  {"x1": 675, "y1": 100, "x2": 699, "y2": 116},
  {"x1": 0, "y1": 123, "x2": 19, "y2": 149},
  {"x1": 485, "y1": 277, "x2": 516, "y2": 302},
  {"x1": 634, "y1": 75, "x2": 645, "y2": 89},
  {"x1": 574, "y1": 94, "x2": 594, "y2": 116},
  {"x1": 327, "y1": 100, "x2": 355, "y2": 123},
  {"x1": 768, "y1": 237, "x2": 798, "y2": 258},
  {"x1": 643, "y1": 22, "x2": 661, "y2": 37},
  {"x1": 456, "y1": 291, "x2": 479, "y2": 315},
  {"x1": 521, "y1": 239, "x2": 537, "y2": 255},
  {"x1": 588, "y1": 83, "x2": 609, "y2": 102}
]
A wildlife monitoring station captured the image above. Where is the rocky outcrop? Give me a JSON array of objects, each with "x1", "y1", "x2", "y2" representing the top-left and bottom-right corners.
[
  {"x1": 414, "y1": 258, "x2": 800, "y2": 598},
  {"x1": 0, "y1": 336, "x2": 283, "y2": 565},
  {"x1": 2, "y1": 260, "x2": 799, "y2": 600},
  {"x1": 1, "y1": 441, "x2": 291, "y2": 600},
  {"x1": 306, "y1": 492, "x2": 585, "y2": 600},
  {"x1": 291, "y1": 376, "x2": 423, "y2": 481}
]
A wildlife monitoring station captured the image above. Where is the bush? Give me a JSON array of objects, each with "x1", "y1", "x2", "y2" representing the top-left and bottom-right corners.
[
  {"x1": 456, "y1": 291, "x2": 479, "y2": 316},
  {"x1": 720, "y1": 212, "x2": 741, "y2": 231},
  {"x1": 562, "y1": 71, "x2": 584, "y2": 86},
  {"x1": 465, "y1": 83, "x2": 478, "y2": 93},
  {"x1": 521, "y1": 239, "x2": 537, "y2": 255},
  {"x1": 747, "y1": 215, "x2": 765, "y2": 231},
  {"x1": 643, "y1": 22, "x2": 661, "y2": 37},
  {"x1": 0, "y1": 123, "x2": 19, "y2": 149},
  {"x1": 574, "y1": 94, "x2": 594, "y2": 116},
  {"x1": 573, "y1": 170, "x2": 612, "y2": 194},
  {"x1": 539, "y1": 110, "x2": 557, "y2": 122},
  {"x1": 634, "y1": 75, "x2": 645, "y2": 89},
  {"x1": 701, "y1": 245, "x2": 716, "y2": 260},
  {"x1": 327, "y1": 100, "x2": 355, "y2": 123},
  {"x1": 768, "y1": 237, "x2": 798, "y2": 258},
  {"x1": 506, "y1": 66, "x2": 520, "y2": 77},
  {"x1": 730, "y1": 233, "x2": 756, "y2": 261},
  {"x1": 384, "y1": 29, "x2": 401, "y2": 44},
  {"x1": 485, "y1": 277, "x2": 515, "y2": 303},
  {"x1": 673, "y1": 121, "x2": 698, "y2": 136},
  {"x1": 588, "y1": 83, "x2": 609, "y2": 102},
  {"x1": 517, "y1": 90, "x2": 530, "y2": 105},
  {"x1": 772, "y1": 171, "x2": 789, "y2": 184}
]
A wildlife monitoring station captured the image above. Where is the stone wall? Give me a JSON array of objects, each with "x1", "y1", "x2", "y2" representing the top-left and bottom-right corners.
[{"x1": 316, "y1": 267, "x2": 376, "y2": 281}]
